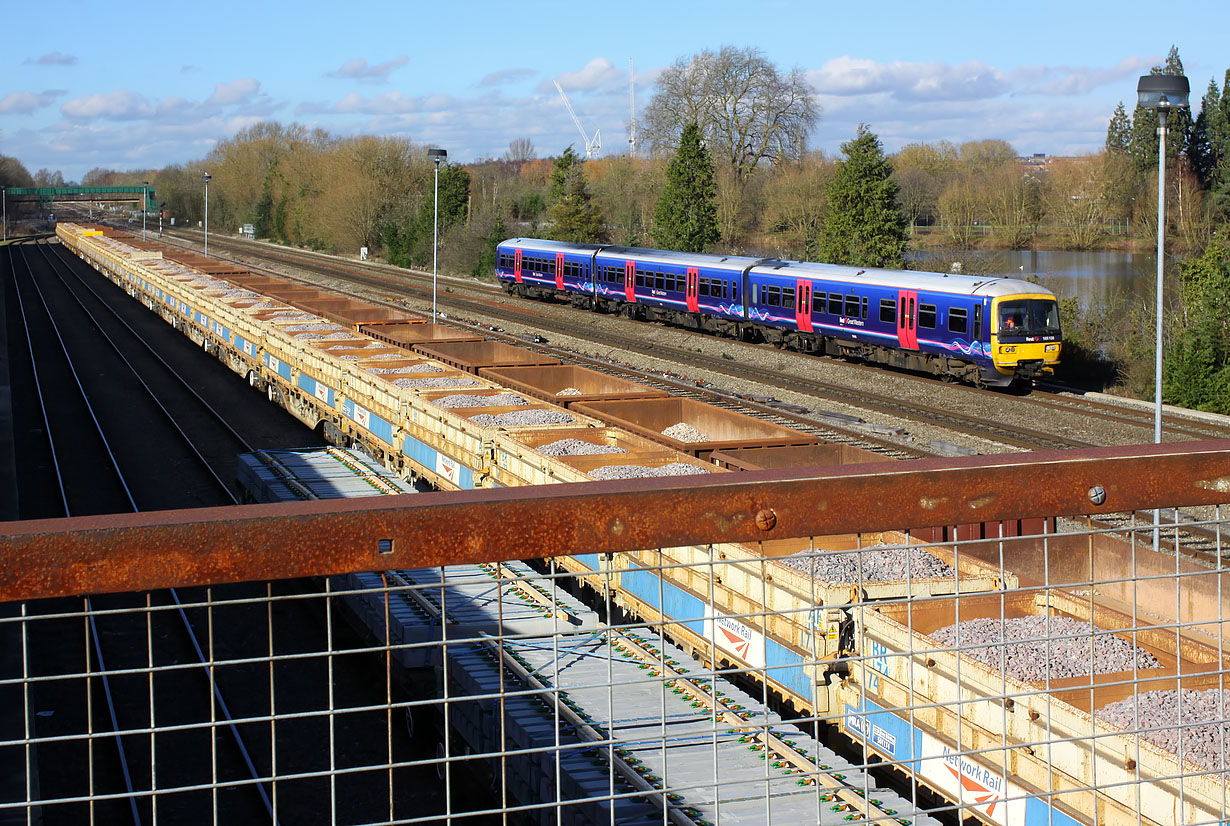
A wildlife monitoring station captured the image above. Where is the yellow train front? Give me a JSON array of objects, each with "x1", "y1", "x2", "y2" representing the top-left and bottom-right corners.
[{"x1": 989, "y1": 290, "x2": 1062, "y2": 383}]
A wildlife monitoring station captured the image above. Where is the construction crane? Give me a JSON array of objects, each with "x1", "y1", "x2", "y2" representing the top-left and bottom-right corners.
[{"x1": 553, "y1": 80, "x2": 601, "y2": 159}]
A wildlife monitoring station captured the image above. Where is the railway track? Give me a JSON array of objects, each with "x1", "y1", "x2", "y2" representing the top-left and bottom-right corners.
[
  {"x1": 159, "y1": 226, "x2": 1230, "y2": 451},
  {"x1": 149, "y1": 229, "x2": 1104, "y2": 453},
  {"x1": 5, "y1": 240, "x2": 467, "y2": 824}
]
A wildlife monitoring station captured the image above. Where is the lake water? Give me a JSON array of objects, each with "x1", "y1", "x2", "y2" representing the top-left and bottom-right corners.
[{"x1": 910, "y1": 249, "x2": 1172, "y2": 308}]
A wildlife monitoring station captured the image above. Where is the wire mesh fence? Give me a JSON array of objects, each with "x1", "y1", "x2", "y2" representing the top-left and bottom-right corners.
[{"x1": 2, "y1": 444, "x2": 1229, "y2": 825}]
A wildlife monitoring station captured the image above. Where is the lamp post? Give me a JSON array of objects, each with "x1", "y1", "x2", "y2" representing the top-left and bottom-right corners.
[
  {"x1": 1136, "y1": 73, "x2": 1189, "y2": 551},
  {"x1": 427, "y1": 148, "x2": 447, "y2": 318},
  {"x1": 2, "y1": 188, "x2": 6, "y2": 243},
  {"x1": 203, "y1": 172, "x2": 211, "y2": 257},
  {"x1": 1135, "y1": 74, "x2": 1189, "y2": 445},
  {"x1": 142, "y1": 181, "x2": 149, "y2": 241}
]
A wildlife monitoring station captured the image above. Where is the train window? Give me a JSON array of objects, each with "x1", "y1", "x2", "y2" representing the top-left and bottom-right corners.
[
  {"x1": 676, "y1": 275, "x2": 686, "y2": 293},
  {"x1": 828, "y1": 293, "x2": 842, "y2": 315},
  {"x1": 653, "y1": 273, "x2": 664, "y2": 291},
  {"x1": 974, "y1": 304, "x2": 983, "y2": 335},
  {"x1": 948, "y1": 307, "x2": 968, "y2": 334},
  {"x1": 861, "y1": 297, "x2": 869, "y2": 319},
  {"x1": 845, "y1": 295, "x2": 859, "y2": 317},
  {"x1": 812, "y1": 293, "x2": 824, "y2": 313},
  {"x1": 782, "y1": 287, "x2": 795, "y2": 309},
  {"x1": 918, "y1": 303, "x2": 937, "y2": 329},
  {"x1": 880, "y1": 298, "x2": 896, "y2": 324},
  {"x1": 765, "y1": 285, "x2": 780, "y2": 306},
  {"x1": 732, "y1": 286, "x2": 738, "y2": 301}
]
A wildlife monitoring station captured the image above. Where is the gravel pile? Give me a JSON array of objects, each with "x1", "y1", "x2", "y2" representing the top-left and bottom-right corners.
[
  {"x1": 777, "y1": 545, "x2": 956, "y2": 583},
  {"x1": 537, "y1": 439, "x2": 629, "y2": 456},
  {"x1": 267, "y1": 311, "x2": 315, "y2": 320},
  {"x1": 469, "y1": 410, "x2": 576, "y2": 427},
  {"x1": 928, "y1": 615, "x2": 1162, "y2": 682},
  {"x1": 338, "y1": 355, "x2": 359, "y2": 360},
  {"x1": 556, "y1": 387, "x2": 583, "y2": 396},
  {"x1": 390, "y1": 376, "x2": 480, "y2": 389},
  {"x1": 365, "y1": 364, "x2": 445, "y2": 375},
  {"x1": 283, "y1": 323, "x2": 345, "y2": 332},
  {"x1": 433, "y1": 392, "x2": 528, "y2": 409},
  {"x1": 588, "y1": 462, "x2": 711, "y2": 480},
  {"x1": 365, "y1": 353, "x2": 412, "y2": 360},
  {"x1": 1098, "y1": 689, "x2": 1230, "y2": 773},
  {"x1": 662, "y1": 422, "x2": 709, "y2": 443},
  {"x1": 295, "y1": 331, "x2": 355, "y2": 341},
  {"x1": 248, "y1": 302, "x2": 279, "y2": 309}
]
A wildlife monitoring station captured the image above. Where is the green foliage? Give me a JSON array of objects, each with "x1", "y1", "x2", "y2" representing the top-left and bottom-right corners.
[
  {"x1": 383, "y1": 165, "x2": 470, "y2": 268},
  {"x1": 472, "y1": 213, "x2": 507, "y2": 278},
  {"x1": 546, "y1": 148, "x2": 605, "y2": 243},
  {"x1": 511, "y1": 192, "x2": 544, "y2": 220},
  {"x1": 1106, "y1": 102, "x2": 1132, "y2": 155},
  {"x1": 1163, "y1": 320, "x2": 1227, "y2": 411},
  {"x1": 817, "y1": 124, "x2": 908, "y2": 268},
  {"x1": 651, "y1": 122, "x2": 719, "y2": 252}
]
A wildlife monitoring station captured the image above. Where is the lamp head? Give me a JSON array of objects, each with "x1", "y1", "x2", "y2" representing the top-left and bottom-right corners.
[
  {"x1": 427, "y1": 148, "x2": 447, "y2": 166},
  {"x1": 203, "y1": 172, "x2": 212, "y2": 184},
  {"x1": 1137, "y1": 74, "x2": 1190, "y2": 111}
]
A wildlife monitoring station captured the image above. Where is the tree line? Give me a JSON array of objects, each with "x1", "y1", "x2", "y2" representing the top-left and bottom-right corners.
[{"x1": 3, "y1": 45, "x2": 1226, "y2": 409}]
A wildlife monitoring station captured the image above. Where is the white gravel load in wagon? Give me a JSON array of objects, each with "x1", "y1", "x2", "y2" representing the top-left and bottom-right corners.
[
  {"x1": 469, "y1": 410, "x2": 576, "y2": 427},
  {"x1": 365, "y1": 364, "x2": 446, "y2": 375},
  {"x1": 662, "y1": 422, "x2": 709, "y2": 443},
  {"x1": 928, "y1": 615, "x2": 1162, "y2": 682},
  {"x1": 295, "y1": 331, "x2": 356, "y2": 341},
  {"x1": 1098, "y1": 688, "x2": 1230, "y2": 774},
  {"x1": 390, "y1": 376, "x2": 480, "y2": 389},
  {"x1": 778, "y1": 545, "x2": 956, "y2": 583},
  {"x1": 556, "y1": 387, "x2": 583, "y2": 396},
  {"x1": 537, "y1": 439, "x2": 629, "y2": 456},
  {"x1": 434, "y1": 392, "x2": 529, "y2": 409},
  {"x1": 588, "y1": 462, "x2": 712, "y2": 480},
  {"x1": 283, "y1": 323, "x2": 346, "y2": 333},
  {"x1": 366, "y1": 353, "x2": 418, "y2": 361},
  {"x1": 268, "y1": 311, "x2": 317, "y2": 320}
]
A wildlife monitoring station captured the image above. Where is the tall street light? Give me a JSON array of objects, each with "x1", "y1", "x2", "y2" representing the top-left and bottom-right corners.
[
  {"x1": 428, "y1": 148, "x2": 447, "y2": 318},
  {"x1": 203, "y1": 172, "x2": 212, "y2": 257},
  {"x1": 142, "y1": 181, "x2": 149, "y2": 241},
  {"x1": 1136, "y1": 74, "x2": 1189, "y2": 445},
  {"x1": 1137, "y1": 73, "x2": 1189, "y2": 552}
]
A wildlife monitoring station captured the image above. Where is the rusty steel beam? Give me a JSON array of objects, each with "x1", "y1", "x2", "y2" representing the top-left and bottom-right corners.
[{"x1": 1, "y1": 440, "x2": 1228, "y2": 602}]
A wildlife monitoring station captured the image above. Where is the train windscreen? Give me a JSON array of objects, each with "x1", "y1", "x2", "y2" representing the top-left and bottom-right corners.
[{"x1": 997, "y1": 298, "x2": 1060, "y2": 337}]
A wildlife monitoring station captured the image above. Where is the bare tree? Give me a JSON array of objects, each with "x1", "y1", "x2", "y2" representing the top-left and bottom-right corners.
[
  {"x1": 642, "y1": 46, "x2": 819, "y2": 182},
  {"x1": 504, "y1": 137, "x2": 537, "y2": 163}
]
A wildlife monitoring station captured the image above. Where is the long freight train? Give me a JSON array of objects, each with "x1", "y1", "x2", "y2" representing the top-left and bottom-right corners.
[
  {"x1": 495, "y1": 238, "x2": 1062, "y2": 387},
  {"x1": 56, "y1": 224, "x2": 1223, "y2": 826}
]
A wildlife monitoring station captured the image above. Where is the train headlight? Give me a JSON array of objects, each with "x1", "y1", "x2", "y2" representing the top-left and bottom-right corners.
[
  {"x1": 1045, "y1": 344, "x2": 1058, "y2": 352},
  {"x1": 1000, "y1": 346, "x2": 1016, "y2": 354}
]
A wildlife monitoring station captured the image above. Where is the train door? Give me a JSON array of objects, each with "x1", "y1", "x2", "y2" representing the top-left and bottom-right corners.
[
  {"x1": 795, "y1": 279, "x2": 813, "y2": 333},
  {"x1": 686, "y1": 267, "x2": 699, "y2": 312},
  {"x1": 624, "y1": 261, "x2": 636, "y2": 302},
  {"x1": 896, "y1": 289, "x2": 918, "y2": 349},
  {"x1": 514, "y1": 249, "x2": 522, "y2": 283},
  {"x1": 555, "y1": 252, "x2": 565, "y2": 290}
]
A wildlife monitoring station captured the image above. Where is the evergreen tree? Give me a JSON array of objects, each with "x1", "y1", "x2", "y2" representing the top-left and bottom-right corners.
[
  {"x1": 817, "y1": 124, "x2": 908, "y2": 268},
  {"x1": 1128, "y1": 46, "x2": 1193, "y2": 176},
  {"x1": 546, "y1": 147, "x2": 605, "y2": 243},
  {"x1": 1163, "y1": 320, "x2": 1225, "y2": 411},
  {"x1": 1106, "y1": 102, "x2": 1132, "y2": 155},
  {"x1": 472, "y1": 212, "x2": 508, "y2": 278},
  {"x1": 651, "y1": 122, "x2": 719, "y2": 252},
  {"x1": 382, "y1": 164, "x2": 470, "y2": 268}
]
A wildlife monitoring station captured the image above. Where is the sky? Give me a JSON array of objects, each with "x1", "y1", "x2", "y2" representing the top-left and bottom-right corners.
[{"x1": 2, "y1": 0, "x2": 1227, "y2": 182}]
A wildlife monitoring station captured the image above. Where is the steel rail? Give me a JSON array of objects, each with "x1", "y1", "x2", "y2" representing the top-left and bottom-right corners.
[
  {"x1": 21, "y1": 242, "x2": 278, "y2": 821},
  {"x1": 12, "y1": 242, "x2": 143, "y2": 825},
  {"x1": 0, "y1": 440, "x2": 1228, "y2": 603}
]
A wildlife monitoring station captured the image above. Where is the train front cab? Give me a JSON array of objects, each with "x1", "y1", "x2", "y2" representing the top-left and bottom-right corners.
[{"x1": 989, "y1": 293, "x2": 1062, "y2": 382}]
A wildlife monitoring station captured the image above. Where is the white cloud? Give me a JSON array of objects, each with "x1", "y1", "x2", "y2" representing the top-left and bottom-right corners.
[
  {"x1": 479, "y1": 68, "x2": 535, "y2": 88},
  {"x1": 26, "y1": 51, "x2": 76, "y2": 66},
  {"x1": 0, "y1": 90, "x2": 64, "y2": 115},
  {"x1": 808, "y1": 56, "x2": 1010, "y2": 101},
  {"x1": 541, "y1": 58, "x2": 623, "y2": 95},
  {"x1": 61, "y1": 90, "x2": 154, "y2": 120},
  {"x1": 207, "y1": 78, "x2": 261, "y2": 107},
  {"x1": 325, "y1": 56, "x2": 408, "y2": 82}
]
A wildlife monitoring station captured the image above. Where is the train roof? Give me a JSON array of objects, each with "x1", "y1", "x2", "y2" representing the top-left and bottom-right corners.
[
  {"x1": 499, "y1": 238, "x2": 605, "y2": 254},
  {"x1": 500, "y1": 238, "x2": 766, "y2": 270},
  {"x1": 756, "y1": 259, "x2": 1056, "y2": 298}
]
